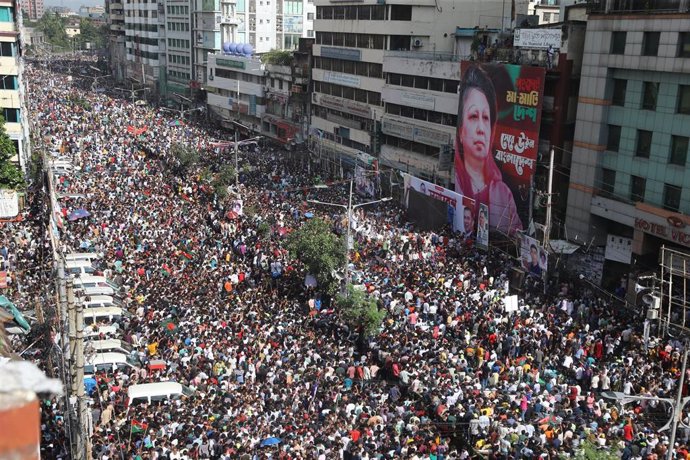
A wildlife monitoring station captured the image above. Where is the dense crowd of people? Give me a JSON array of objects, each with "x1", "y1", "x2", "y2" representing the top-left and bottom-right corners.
[{"x1": 3, "y1": 56, "x2": 689, "y2": 460}]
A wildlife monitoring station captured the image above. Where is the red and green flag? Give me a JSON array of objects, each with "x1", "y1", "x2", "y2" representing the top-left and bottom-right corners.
[{"x1": 131, "y1": 420, "x2": 148, "y2": 434}]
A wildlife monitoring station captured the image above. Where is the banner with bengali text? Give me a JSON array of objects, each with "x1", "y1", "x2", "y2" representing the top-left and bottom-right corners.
[{"x1": 455, "y1": 62, "x2": 545, "y2": 235}]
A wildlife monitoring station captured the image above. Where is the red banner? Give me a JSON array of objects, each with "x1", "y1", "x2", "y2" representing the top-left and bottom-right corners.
[{"x1": 0, "y1": 271, "x2": 7, "y2": 288}]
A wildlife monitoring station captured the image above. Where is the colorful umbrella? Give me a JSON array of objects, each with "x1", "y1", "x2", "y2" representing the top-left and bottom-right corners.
[{"x1": 260, "y1": 437, "x2": 281, "y2": 447}]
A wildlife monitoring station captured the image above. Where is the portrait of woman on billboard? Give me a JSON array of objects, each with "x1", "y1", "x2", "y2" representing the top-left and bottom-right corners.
[{"x1": 454, "y1": 64, "x2": 523, "y2": 236}]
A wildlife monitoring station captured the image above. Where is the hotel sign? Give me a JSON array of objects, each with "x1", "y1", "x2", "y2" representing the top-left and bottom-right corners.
[{"x1": 635, "y1": 217, "x2": 690, "y2": 248}]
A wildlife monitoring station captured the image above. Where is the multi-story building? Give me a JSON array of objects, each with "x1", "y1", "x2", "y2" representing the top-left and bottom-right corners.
[
  {"x1": 565, "y1": 0, "x2": 690, "y2": 275},
  {"x1": 262, "y1": 38, "x2": 312, "y2": 144},
  {"x1": 233, "y1": 0, "x2": 314, "y2": 53},
  {"x1": 123, "y1": 0, "x2": 161, "y2": 89},
  {"x1": 22, "y1": 0, "x2": 42, "y2": 21},
  {"x1": 206, "y1": 52, "x2": 267, "y2": 131},
  {"x1": 105, "y1": 0, "x2": 126, "y2": 81},
  {"x1": 160, "y1": 0, "x2": 192, "y2": 95},
  {"x1": 0, "y1": 0, "x2": 30, "y2": 171},
  {"x1": 309, "y1": 0, "x2": 506, "y2": 171}
]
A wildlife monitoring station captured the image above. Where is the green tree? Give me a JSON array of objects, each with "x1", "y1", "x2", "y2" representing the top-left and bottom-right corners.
[
  {"x1": 0, "y1": 116, "x2": 24, "y2": 189},
  {"x1": 37, "y1": 12, "x2": 69, "y2": 50},
  {"x1": 286, "y1": 218, "x2": 346, "y2": 293},
  {"x1": 261, "y1": 49, "x2": 294, "y2": 66},
  {"x1": 336, "y1": 284, "x2": 386, "y2": 336},
  {"x1": 77, "y1": 18, "x2": 108, "y2": 50},
  {"x1": 212, "y1": 164, "x2": 235, "y2": 199},
  {"x1": 170, "y1": 142, "x2": 199, "y2": 173}
]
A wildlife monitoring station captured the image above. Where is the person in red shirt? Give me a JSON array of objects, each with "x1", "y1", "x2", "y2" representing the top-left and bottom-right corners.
[{"x1": 623, "y1": 418, "x2": 634, "y2": 442}]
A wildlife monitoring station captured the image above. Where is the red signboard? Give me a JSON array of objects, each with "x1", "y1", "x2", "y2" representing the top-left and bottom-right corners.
[{"x1": 455, "y1": 62, "x2": 546, "y2": 236}]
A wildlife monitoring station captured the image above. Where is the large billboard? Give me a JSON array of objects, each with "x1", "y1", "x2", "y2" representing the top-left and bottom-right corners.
[
  {"x1": 403, "y1": 173, "x2": 475, "y2": 235},
  {"x1": 455, "y1": 61, "x2": 546, "y2": 236}
]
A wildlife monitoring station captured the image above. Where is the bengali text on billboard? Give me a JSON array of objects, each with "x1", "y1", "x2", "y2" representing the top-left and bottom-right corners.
[{"x1": 455, "y1": 61, "x2": 545, "y2": 236}]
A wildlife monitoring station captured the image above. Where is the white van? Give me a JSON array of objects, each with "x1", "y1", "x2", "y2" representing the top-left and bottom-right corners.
[
  {"x1": 127, "y1": 382, "x2": 194, "y2": 405},
  {"x1": 73, "y1": 275, "x2": 115, "y2": 296},
  {"x1": 85, "y1": 352, "x2": 140, "y2": 375},
  {"x1": 81, "y1": 295, "x2": 119, "y2": 309},
  {"x1": 86, "y1": 338, "x2": 134, "y2": 356},
  {"x1": 64, "y1": 252, "x2": 100, "y2": 264},
  {"x1": 83, "y1": 307, "x2": 129, "y2": 326},
  {"x1": 66, "y1": 260, "x2": 97, "y2": 277},
  {"x1": 84, "y1": 324, "x2": 119, "y2": 339}
]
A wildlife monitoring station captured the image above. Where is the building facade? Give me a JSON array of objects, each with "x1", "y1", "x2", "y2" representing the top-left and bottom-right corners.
[
  {"x1": 124, "y1": 0, "x2": 161, "y2": 88},
  {"x1": 0, "y1": 0, "x2": 30, "y2": 171},
  {"x1": 309, "y1": 0, "x2": 506, "y2": 172},
  {"x1": 565, "y1": 2, "x2": 690, "y2": 268},
  {"x1": 22, "y1": 0, "x2": 42, "y2": 21}
]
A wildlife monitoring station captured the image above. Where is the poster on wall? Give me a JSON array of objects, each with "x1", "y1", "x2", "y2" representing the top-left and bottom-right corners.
[
  {"x1": 0, "y1": 190, "x2": 19, "y2": 218},
  {"x1": 476, "y1": 203, "x2": 489, "y2": 250},
  {"x1": 520, "y1": 233, "x2": 548, "y2": 277},
  {"x1": 403, "y1": 173, "x2": 475, "y2": 234},
  {"x1": 355, "y1": 165, "x2": 376, "y2": 198},
  {"x1": 455, "y1": 61, "x2": 546, "y2": 236}
]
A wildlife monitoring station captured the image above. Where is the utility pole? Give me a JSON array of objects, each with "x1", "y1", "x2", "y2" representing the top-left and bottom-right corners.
[
  {"x1": 234, "y1": 129, "x2": 239, "y2": 184},
  {"x1": 543, "y1": 147, "x2": 555, "y2": 248},
  {"x1": 74, "y1": 282, "x2": 89, "y2": 460},
  {"x1": 668, "y1": 345, "x2": 689, "y2": 460}
]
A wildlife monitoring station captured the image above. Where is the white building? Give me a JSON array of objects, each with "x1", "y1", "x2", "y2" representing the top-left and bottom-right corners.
[
  {"x1": 123, "y1": 0, "x2": 161, "y2": 86},
  {"x1": 232, "y1": 0, "x2": 314, "y2": 53},
  {"x1": 2, "y1": 0, "x2": 30, "y2": 171},
  {"x1": 310, "y1": 0, "x2": 505, "y2": 180}
]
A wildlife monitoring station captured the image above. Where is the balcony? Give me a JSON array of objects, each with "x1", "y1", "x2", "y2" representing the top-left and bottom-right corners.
[
  {"x1": 221, "y1": 15, "x2": 239, "y2": 25},
  {"x1": 586, "y1": 0, "x2": 687, "y2": 13},
  {"x1": 0, "y1": 21, "x2": 16, "y2": 33}
]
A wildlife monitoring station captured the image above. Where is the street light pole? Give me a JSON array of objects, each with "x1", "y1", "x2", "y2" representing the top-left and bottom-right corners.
[
  {"x1": 308, "y1": 180, "x2": 392, "y2": 295},
  {"x1": 344, "y1": 180, "x2": 353, "y2": 288}
]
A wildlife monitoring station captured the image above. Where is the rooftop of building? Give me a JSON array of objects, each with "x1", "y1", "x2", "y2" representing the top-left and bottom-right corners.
[{"x1": 587, "y1": 0, "x2": 690, "y2": 15}]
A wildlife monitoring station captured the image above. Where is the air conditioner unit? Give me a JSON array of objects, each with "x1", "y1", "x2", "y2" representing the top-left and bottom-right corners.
[
  {"x1": 412, "y1": 38, "x2": 423, "y2": 48},
  {"x1": 647, "y1": 309, "x2": 659, "y2": 320}
]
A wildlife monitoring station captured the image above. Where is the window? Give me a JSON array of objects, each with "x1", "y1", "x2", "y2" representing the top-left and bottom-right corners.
[
  {"x1": 611, "y1": 78, "x2": 626, "y2": 106},
  {"x1": 670, "y1": 135, "x2": 688, "y2": 166},
  {"x1": 543, "y1": 12, "x2": 551, "y2": 22},
  {"x1": 678, "y1": 85, "x2": 690, "y2": 114},
  {"x1": 679, "y1": 32, "x2": 690, "y2": 57},
  {"x1": 601, "y1": 168, "x2": 616, "y2": 197},
  {"x1": 307, "y1": 29, "x2": 314, "y2": 38},
  {"x1": 607, "y1": 124, "x2": 621, "y2": 151},
  {"x1": 0, "y1": 75, "x2": 17, "y2": 89},
  {"x1": 610, "y1": 31, "x2": 626, "y2": 54},
  {"x1": 630, "y1": 176, "x2": 646, "y2": 202},
  {"x1": 0, "y1": 6, "x2": 14, "y2": 21},
  {"x1": 0, "y1": 42, "x2": 14, "y2": 57},
  {"x1": 642, "y1": 32, "x2": 660, "y2": 56},
  {"x1": 307, "y1": 12, "x2": 314, "y2": 20},
  {"x1": 642, "y1": 81, "x2": 659, "y2": 111},
  {"x1": 2, "y1": 108, "x2": 18, "y2": 123},
  {"x1": 390, "y1": 4, "x2": 412, "y2": 20},
  {"x1": 663, "y1": 184, "x2": 682, "y2": 211},
  {"x1": 636, "y1": 130, "x2": 652, "y2": 158}
]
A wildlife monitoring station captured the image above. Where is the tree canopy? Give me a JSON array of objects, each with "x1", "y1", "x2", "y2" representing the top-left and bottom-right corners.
[
  {"x1": 286, "y1": 218, "x2": 346, "y2": 294},
  {"x1": 0, "y1": 116, "x2": 24, "y2": 189},
  {"x1": 336, "y1": 284, "x2": 386, "y2": 337},
  {"x1": 36, "y1": 12, "x2": 69, "y2": 50},
  {"x1": 261, "y1": 49, "x2": 294, "y2": 66}
]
